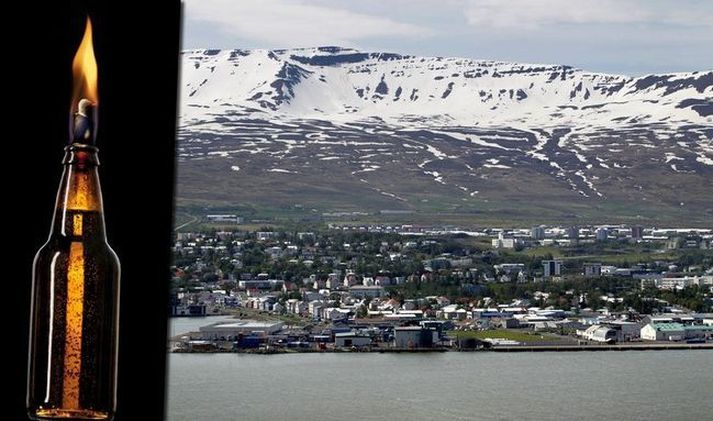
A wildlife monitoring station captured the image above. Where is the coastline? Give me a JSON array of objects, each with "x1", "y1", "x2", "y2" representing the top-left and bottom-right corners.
[{"x1": 171, "y1": 342, "x2": 713, "y2": 354}]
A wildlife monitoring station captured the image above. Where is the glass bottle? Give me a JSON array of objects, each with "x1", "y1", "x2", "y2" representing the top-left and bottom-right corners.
[{"x1": 27, "y1": 143, "x2": 120, "y2": 420}]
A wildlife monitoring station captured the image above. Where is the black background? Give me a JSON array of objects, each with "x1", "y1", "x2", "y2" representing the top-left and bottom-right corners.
[{"x1": 7, "y1": 1, "x2": 181, "y2": 420}]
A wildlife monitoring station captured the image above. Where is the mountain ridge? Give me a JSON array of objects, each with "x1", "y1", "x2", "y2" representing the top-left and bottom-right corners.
[{"x1": 176, "y1": 46, "x2": 712, "y2": 225}]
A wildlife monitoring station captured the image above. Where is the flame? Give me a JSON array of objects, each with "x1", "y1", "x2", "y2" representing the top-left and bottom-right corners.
[{"x1": 72, "y1": 18, "x2": 98, "y2": 107}]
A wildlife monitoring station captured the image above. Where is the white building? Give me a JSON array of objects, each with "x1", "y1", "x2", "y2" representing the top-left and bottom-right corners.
[
  {"x1": 494, "y1": 263, "x2": 526, "y2": 275},
  {"x1": 198, "y1": 320, "x2": 283, "y2": 338},
  {"x1": 349, "y1": 285, "x2": 384, "y2": 298},
  {"x1": 492, "y1": 233, "x2": 520, "y2": 249},
  {"x1": 642, "y1": 276, "x2": 713, "y2": 291},
  {"x1": 640, "y1": 323, "x2": 685, "y2": 341},
  {"x1": 308, "y1": 301, "x2": 324, "y2": 319},
  {"x1": 578, "y1": 325, "x2": 617, "y2": 343}
]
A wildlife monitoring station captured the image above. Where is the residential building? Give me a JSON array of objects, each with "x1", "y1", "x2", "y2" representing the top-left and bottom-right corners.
[
  {"x1": 542, "y1": 260, "x2": 562, "y2": 277},
  {"x1": 238, "y1": 279, "x2": 284, "y2": 290},
  {"x1": 349, "y1": 285, "x2": 384, "y2": 298},
  {"x1": 531, "y1": 226, "x2": 546, "y2": 240},
  {"x1": 641, "y1": 276, "x2": 713, "y2": 291},
  {"x1": 584, "y1": 263, "x2": 602, "y2": 278},
  {"x1": 595, "y1": 227, "x2": 609, "y2": 241},
  {"x1": 567, "y1": 226, "x2": 579, "y2": 240},
  {"x1": 631, "y1": 226, "x2": 644, "y2": 240},
  {"x1": 492, "y1": 233, "x2": 519, "y2": 249}
]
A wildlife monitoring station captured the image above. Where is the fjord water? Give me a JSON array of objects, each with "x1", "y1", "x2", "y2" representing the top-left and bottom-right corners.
[{"x1": 167, "y1": 348, "x2": 713, "y2": 421}]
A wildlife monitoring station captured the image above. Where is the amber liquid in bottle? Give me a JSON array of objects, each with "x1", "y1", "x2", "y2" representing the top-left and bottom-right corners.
[{"x1": 28, "y1": 144, "x2": 120, "y2": 420}]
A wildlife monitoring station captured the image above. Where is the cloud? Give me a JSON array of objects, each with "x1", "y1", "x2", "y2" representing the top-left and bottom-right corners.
[
  {"x1": 184, "y1": 0, "x2": 434, "y2": 48},
  {"x1": 465, "y1": 0, "x2": 713, "y2": 29}
]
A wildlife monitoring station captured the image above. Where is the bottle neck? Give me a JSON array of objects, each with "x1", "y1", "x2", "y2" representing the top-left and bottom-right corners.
[{"x1": 51, "y1": 144, "x2": 106, "y2": 241}]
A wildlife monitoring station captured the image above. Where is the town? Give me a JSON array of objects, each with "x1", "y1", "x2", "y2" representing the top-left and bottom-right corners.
[{"x1": 170, "y1": 218, "x2": 713, "y2": 352}]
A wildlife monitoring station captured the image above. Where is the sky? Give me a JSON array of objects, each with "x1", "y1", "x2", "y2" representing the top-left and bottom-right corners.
[{"x1": 183, "y1": 0, "x2": 713, "y2": 75}]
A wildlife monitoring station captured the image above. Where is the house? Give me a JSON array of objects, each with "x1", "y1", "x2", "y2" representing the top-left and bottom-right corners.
[
  {"x1": 285, "y1": 299, "x2": 306, "y2": 315},
  {"x1": 324, "y1": 307, "x2": 350, "y2": 322},
  {"x1": 343, "y1": 272, "x2": 358, "y2": 287},
  {"x1": 439, "y1": 305, "x2": 467, "y2": 320},
  {"x1": 303, "y1": 291, "x2": 325, "y2": 302},
  {"x1": 640, "y1": 323, "x2": 686, "y2": 341},
  {"x1": 308, "y1": 301, "x2": 324, "y2": 320},
  {"x1": 326, "y1": 273, "x2": 340, "y2": 289},
  {"x1": 271, "y1": 302, "x2": 285, "y2": 314}
]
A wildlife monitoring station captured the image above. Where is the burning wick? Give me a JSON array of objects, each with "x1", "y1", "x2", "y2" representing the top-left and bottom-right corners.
[
  {"x1": 73, "y1": 98, "x2": 95, "y2": 142},
  {"x1": 70, "y1": 17, "x2": 98, "y2": 145}
]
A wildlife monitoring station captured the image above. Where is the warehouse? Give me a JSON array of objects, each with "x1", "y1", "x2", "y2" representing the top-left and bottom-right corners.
[
  {"x1": 198, "y1": 320, "x2": 284, "y2": 339},
  {"x1": 334, "y1": 332, "x2": 372, "y2": 348}
]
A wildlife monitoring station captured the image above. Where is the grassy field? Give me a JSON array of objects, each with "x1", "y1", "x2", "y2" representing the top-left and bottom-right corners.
[
  {"x1": 448, "y1": 329, "x2": 565, "y2": 343},
  {"x1": 521, "y1": 246, "x2": 564, "y2": 258},
  {"x1": 503, "y1": 243, "x2": 690, "y2": 266},
  {"x1": 175, "y1": 150, "x2": 713, "y2": 228}
]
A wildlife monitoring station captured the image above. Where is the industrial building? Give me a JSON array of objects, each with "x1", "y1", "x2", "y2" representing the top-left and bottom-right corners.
[
  {"x1": 394, "y1": 326, "x2": 434, "y2": 348},
  {"x1": 334, "y1": 332, "x2": 372, "y2": 348},
  {"x1": 198, "y1": 320, "x2": 284, "y2": 339}
]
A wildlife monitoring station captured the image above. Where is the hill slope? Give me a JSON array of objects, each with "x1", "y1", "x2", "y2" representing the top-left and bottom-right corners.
[{"x1": 177, "y1": 47, "x2": 713, "y2": 225}]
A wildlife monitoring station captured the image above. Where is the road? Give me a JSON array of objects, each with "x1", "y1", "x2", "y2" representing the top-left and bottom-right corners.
[{"x1": 174, "y1": 215, "x2": 198, "y2": 231}]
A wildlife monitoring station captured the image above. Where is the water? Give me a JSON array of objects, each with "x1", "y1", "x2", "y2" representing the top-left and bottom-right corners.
[{"x1": 167, "y1": 350, "x2": 713, "y2": 421}]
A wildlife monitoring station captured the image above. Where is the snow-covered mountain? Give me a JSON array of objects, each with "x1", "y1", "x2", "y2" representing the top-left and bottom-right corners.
[{"x1": 177, "y1": 47, "x2": 713, "y2": 223}]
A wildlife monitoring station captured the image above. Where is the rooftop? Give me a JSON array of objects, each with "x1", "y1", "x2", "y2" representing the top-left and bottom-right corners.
[
  {"x1": 200, "y1": 320, "x2": 283, "y2": 331},
  {"x1": 651, "y1": 322, "x2": 685, "y2": 332}
]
